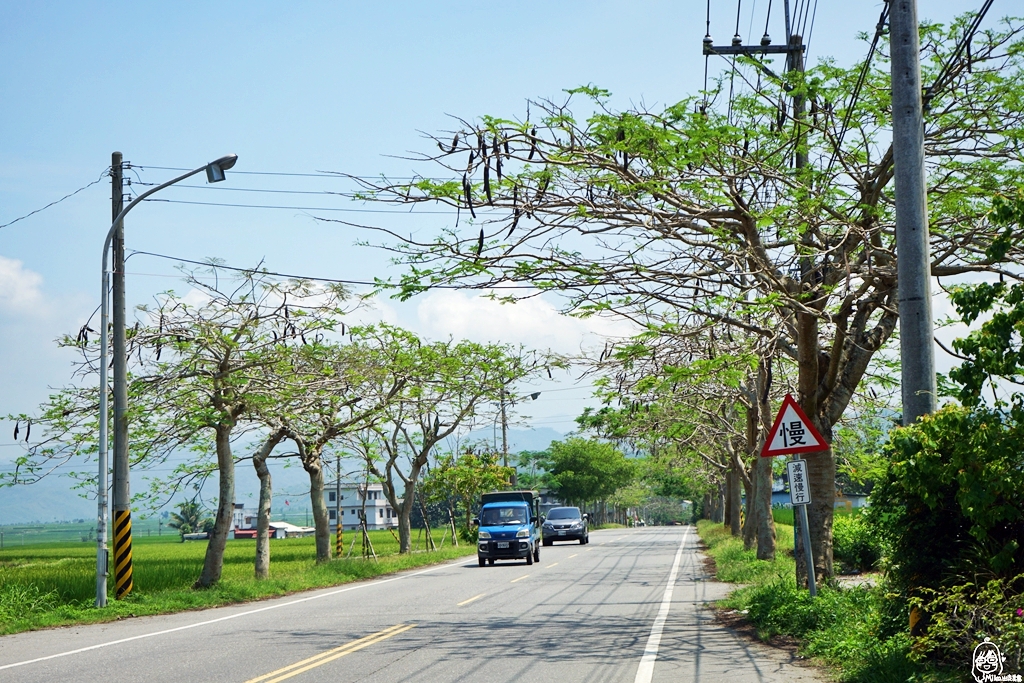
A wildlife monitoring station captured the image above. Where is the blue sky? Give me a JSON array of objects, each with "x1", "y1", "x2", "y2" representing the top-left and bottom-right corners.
[{"x1": 0, "y1": 2, "x2": 983, "y2": 519}]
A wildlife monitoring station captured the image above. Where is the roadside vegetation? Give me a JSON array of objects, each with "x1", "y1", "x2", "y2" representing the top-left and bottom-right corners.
[
  {"x1": 698, "y1": 521, "x2": 958, "y2": 683},
  {"x1": 0, "y1": 530, "x2": 473, "y2": 636}
]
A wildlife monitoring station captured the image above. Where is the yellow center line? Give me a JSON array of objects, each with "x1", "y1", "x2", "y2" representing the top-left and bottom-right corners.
[
  {"x1": 545, "y1": 562, "x2": 558, "y2": 568},
  {"x1": 510, "y1": 574, "x2": 530, "y2": 583},
  {"x1": 457, "y1": 593, "x2": 486, "y2": 606},
  {"x1": 244, "y1": 623, "x2": 415, "y2": 683},
  {"x1": 585, "y1": 548, "x2": 594, "y2": 552},
  {"x1": 567, "y1": 554, "x2": 578, "y2": 558}
]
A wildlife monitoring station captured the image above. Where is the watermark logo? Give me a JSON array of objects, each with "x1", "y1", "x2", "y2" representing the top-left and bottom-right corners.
[{"x1": 973, "y1": 637, "x2": 1020, "y2": 682}]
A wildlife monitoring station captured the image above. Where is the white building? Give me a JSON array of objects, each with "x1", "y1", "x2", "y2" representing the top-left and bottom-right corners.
[
  {"x1": 324, "y1": 482, "x2": 399, "y2": 531},
  {"x1": 231, "y1": 503, "x2": 315, "y2": 538}
]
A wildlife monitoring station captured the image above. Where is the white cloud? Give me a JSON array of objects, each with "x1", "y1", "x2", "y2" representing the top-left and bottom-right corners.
[
  {"x1": 412, "y1": 289, "x2": 635, "y2": 354},
  {"x1": 0, "y1": 255, "x2": 46, "y2": 315}
]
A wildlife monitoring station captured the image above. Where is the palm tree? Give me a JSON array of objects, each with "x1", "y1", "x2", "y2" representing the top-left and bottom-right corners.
[{"x1": 168, "y1": 499, "x2": 212, "y2": 540}]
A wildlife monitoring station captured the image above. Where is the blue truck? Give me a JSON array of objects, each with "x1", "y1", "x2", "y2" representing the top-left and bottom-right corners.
[{"x1": 473, "y1": 490, "x2": 542, "y2": 567}]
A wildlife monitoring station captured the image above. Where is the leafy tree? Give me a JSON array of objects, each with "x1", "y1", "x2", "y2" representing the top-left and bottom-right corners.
[
  {"x1": 579, "y1": 327, "x2": 783, "y2": 558},
  {"x1": 347, "y1": 15, "x2": 1024, "y2": 581},
  {"x1": 350, "y1": 324, "x2": 552, "y2": 553},
  {"x1": 513, "y1": 449, "x2": 551, "y2": 490},
  {"x1": 271, "y1": 338, "x2": 407, "y2": 565},
  {"x1": 547, "y1": 438, "x2": 635, "y2": 510},
  {"x1": 167, "y1": 499, "x2": 210, "y2": 541},
  {"x1": 9, "y1": 267, "x2": 355, "y2": 588},
  {"x1": 420, "y1": 449, "x2": 513, "y2": 535},
  {"x1": 129, "y1": 271, "x2": 355, "y2": 587}
]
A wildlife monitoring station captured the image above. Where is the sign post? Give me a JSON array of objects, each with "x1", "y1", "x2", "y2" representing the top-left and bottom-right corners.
[{"x1": 761, "y1": 394, "x2": 826, "y2": 598}]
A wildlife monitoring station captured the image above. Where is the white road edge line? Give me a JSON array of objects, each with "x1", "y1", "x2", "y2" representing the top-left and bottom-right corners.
[
  {"x1": 633, "y1": 527, "x2": 690, "y2": 683},
  {"x1": 0, "y1": 560, "x2": 458, "y2": 672}
]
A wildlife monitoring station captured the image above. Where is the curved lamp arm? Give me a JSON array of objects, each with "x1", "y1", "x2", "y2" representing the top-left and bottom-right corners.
[{"x1": 95, "y1": 153, "x2": 236, "y2": 607}]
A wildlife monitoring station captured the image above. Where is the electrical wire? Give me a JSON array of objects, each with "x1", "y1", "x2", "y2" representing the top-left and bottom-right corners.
[
  {"x1": 133, "y1": 165, "x2": 443, "y2": 182},
  {"x1": 140, "y1": 197, "x2": 460, "y2": 215},
  {"x1": 824, "y1": 1, "x2": 889, "y2": 178},
  {"x1": 803, "y1": 0, "x2": 818, "y2": 58},
  {"x1": 0, "y1": 169, "x2": 109, "y2": 229},
  {"x1": 923, "y1": 0, "x2": 994, "y2": 112},
  {"x1": 746, "y1": 0, "x2": 758, "y2": 43},
  {"x1": 703, "y1": 0, "x2": 712, "y2": 111},
  {"x1": 133, "y1": 181, "x2": 348, "y2": 196},
  {"x1": 127, "y1": 249, "x2": 563, "y2": 291}
]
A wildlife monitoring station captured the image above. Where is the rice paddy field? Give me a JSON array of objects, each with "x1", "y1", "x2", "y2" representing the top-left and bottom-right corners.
[{"x1": 0, "y1": 527, "x2": 473, "y2": 635}]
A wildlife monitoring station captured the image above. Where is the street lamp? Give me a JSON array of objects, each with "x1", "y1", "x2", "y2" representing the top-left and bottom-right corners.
[{"x1": 95, "y1": 154, "x2": 237, "y2": 607}]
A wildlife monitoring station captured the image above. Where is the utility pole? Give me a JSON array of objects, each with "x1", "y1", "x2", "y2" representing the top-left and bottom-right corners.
[
  {"x1": 890, "y1": 0, "x2": 936, "y2": 424},
  {"x1": 335, "y1": 454, "x2": 343, "y2": 559},
  {"x1": 703, "y1": 10, "x2": 816, "y2": 597},
  {"x1": 499, "y1": 386, "x2": 509, "y2": 468},
  {"x1": 110, "y1": 151, "x2": 133, "y2": 600}
]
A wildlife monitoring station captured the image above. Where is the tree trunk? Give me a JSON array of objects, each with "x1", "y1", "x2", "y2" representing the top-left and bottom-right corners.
[
  {"x1": 754, "y1": 357, "x2": 776, "y2": 560},
  {"x1": 196, "y1": 422, "x2": 235, "y2": 588},
  {"x1": 253, "y1": 430, "x2": 285, "y2": 579},
  {"x1": 709, "y1": 483, "x2": 725, "y2": 523},
  {"x1": 754, "y1": 454, "x2": 776, "y2": 560},
  {"x1": 394, "y1": 457, "x2": 426, "y2": 554},
  {"x1": 805, "y1": 430, "x2": 835, "y2": 580},
  {"x1": 723, "y1": 471, "x2": 733, "y2": 529},
  {"x1": 397, "y1": 486, "x2": 415, "y2": 554},
  {"x1": 304, "y1": 454, "x2": 331, "y2": 563},
  {"x1": 742, "y1": 470, "x2": 758, "y2": 550},
  {"x1": 742, "y1": 399, "x2": 758, "y2": 549},
  {"x1": 728, "y1": 466, "x2": 742, "y2": 537},
  {"x1": 796, "y1": 301, "x2": 834, "y2": 586}
]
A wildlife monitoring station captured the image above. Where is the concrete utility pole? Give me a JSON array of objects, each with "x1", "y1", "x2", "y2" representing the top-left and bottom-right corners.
[
  {"x1": 94, "y1": 153, "x2": 237, "y2": 608},
  {"x1": 890, "y1": 0, "x2": 937, "y2": 424},
  {"x1": 499, "y1": 386, "x2": 509, "y2": 468},
  {"x1": 335, "y1": 454, "x2": 343, "y2": 558},
  {"x1": 110, "y1": 151, "x2": 134, "y2": 600}
]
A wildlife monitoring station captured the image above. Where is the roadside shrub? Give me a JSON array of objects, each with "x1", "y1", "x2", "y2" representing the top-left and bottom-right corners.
[
  {"x1": 868, "y1": 405, "x2": 1024, "y2": 599},
  {"x1": 912, "y1": 575, "x2": 1024, "y2": 671},
  {"x1": 458, "y1": 526, "x2": 478, "y2": 544},
  {"x1": 832, "y1": 510, "x2": 881, "y2": 573}
]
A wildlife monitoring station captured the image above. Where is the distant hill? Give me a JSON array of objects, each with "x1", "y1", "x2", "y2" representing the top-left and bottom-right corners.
[{"x1": 457, "y1": 427, "x2": 564, "y2": 454}]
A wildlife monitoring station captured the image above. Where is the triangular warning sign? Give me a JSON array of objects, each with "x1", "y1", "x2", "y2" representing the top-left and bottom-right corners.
[{"x1": 760, "y1": 394, "x2": 828, "y2": 457}]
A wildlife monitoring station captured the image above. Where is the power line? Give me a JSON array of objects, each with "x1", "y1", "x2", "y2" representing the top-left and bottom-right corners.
[
  {"x1": 0, "y1": 169, "x2": 109, "y2": 229},
  {"x1": 825, "y1": 1, "x2": 890, "y2": 178},
  {"x1": 133, "y1": 165, "x2": 444, "y2": 181},
  {"x1": 133, "y1": 182, "x2": 346, "y2": 196},
  {"x1": 127, "y1": 249, "x2": 560, "y2": 291},
  {"x1": 140, "y1": 197, "x2": 460, "y2": 215},
  {"x1": 923, "y1": 0, "x2": 994, "y2": 112}
]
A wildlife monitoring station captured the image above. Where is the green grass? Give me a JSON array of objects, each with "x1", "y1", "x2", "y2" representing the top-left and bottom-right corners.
[
  {"x1": 697, "y1": 520, "x2": 958, "y2": 683},
  {"x1": 0, "y1": 528, "x2": 473, "y2": 635},
  {"x1": 698, "y1": 521, "x2": 795, "y2": 584}
]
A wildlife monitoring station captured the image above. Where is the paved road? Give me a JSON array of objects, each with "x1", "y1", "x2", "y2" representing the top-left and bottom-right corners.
[{"x1": 0, "y1": 526, "x2": 822, "y2": 682}]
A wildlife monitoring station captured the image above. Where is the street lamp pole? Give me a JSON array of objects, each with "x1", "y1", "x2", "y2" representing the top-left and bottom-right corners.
[{"x1": 96, "y1": 154, "x2": 237, "y2": 607}]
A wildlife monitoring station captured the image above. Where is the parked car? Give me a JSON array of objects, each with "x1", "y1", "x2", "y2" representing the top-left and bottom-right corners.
[{"x1": 542, "y1": 506, "x2": 589, "y2": 545}]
